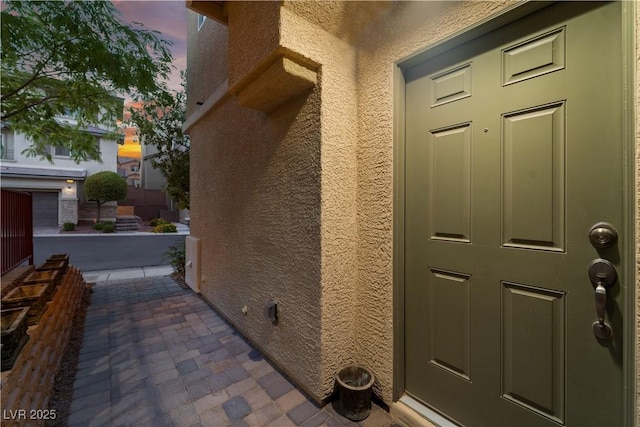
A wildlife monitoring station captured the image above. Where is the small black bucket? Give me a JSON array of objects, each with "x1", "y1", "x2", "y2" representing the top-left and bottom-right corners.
[{"x1": 336, "y1": 365, "x2": 375, "y2": 421}]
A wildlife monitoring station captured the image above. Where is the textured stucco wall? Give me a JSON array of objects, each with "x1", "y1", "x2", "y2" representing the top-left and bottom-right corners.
[
  {"x1": 188, "y1": 1, "x2": 362, "y2": 401},
  {"x1": 187, "y1": 2, "x2": 326, "y2": 398},
  {"x1": 186, "y1": 10, "x2": 229, "y2": 116},
  {"x1": 189, "y1": 89, "x2": 325, "y2": 399},
  {"x1": 227, "y1": 2, "x2": 281, "y2": 87},
  {"x1": 187, "y1": 0, "x2": 639, "y2": 414},
  {"x1": 355, "y1": 0, "x2": 515, "y2": 403},
  {"x1": 283, "y1": 0, "x2": 517, "y2": 402},
  {"x1": 280, "y1": 5, "x2": 361, "y2": 398}
]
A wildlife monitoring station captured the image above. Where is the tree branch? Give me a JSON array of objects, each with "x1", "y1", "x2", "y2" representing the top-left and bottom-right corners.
[
  {"x1": 1, "y1": 95, "x2": 59, "y2": 120},
  {"x1": 1, "y1": 89, "x2": 112, "y2": 121},
  {"x1": 1, "y1": 46, "x2": 59, "y2": 102}
]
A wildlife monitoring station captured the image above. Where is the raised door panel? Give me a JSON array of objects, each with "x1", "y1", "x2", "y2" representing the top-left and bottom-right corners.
[
  {"x1": 428, "y1": 124, "x2": 472, "y2": 242},
  {"x1": 501, "y1": 282, "x2": 566, "y2": 423},
  {"x1": 502, "y1": 102, "x2": 565, "y2": 251},
  {"x1": 428, "y1": 269, "x2": 471, "y2": 380}
]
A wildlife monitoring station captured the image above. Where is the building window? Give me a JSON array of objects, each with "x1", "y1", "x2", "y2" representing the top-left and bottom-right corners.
[
  {"x1": 1, "y1": 130, "x2": 14, "y2": 160},
  {"x1": 89, "y1": 137, "x2": 101, "y2": 161},
  {"x1": 197, "y1": 14, "x2": 206, "y2": 31},
  {"x1": 53, "y1": 145, "x2": 70, "y2": 157},
  {"x1": 43, "y1": 136, "x2": 101, "y2": 160}
]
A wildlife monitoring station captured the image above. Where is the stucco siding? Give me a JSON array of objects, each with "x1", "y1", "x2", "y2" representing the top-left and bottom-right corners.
[
  {"x1": 186, "y1": 11, "x2": 229, "y2": 116},
  {"x1": 6, "y1": 131, "x2": 117, "y2": 175},
  {"x1": 189, "y1": 84, "x2": 325, "y2": 399},
  {"x1": 187, "y1": 1, "x2": 639, "y2": 419},
  {"x1": 282, "y1": 0, "x2": 517, "y2": 402},
  {"x1": 227, "y1": 2, "x2": 281, "y2": 88},
  {"x1": 280, "y1": 6, "x2": 361, "y2": 398},
  {"x1": 354, "y1": 0, "x2": 515, "y2": 404}
]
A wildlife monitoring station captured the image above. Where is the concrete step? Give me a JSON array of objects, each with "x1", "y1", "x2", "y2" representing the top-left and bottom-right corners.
[
  {"x1": 116, "y1": 218, "x2": 138, "y2": 224},
  {"x1": 115, "y1": 216, "x2": 140, "y2": 232},
  {"x1": 115, "y1": 225, "x2": 139, "y2": 231}
]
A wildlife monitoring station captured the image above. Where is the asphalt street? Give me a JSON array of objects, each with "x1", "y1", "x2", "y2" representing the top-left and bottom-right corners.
[{"x1": 34, "y1": 232, "x2": 187, "y2": 271}]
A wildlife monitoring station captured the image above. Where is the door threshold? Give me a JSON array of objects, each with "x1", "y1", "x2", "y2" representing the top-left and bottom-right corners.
[{"x1": 391, "y1": 395, "x2": 460, "y2": 427}]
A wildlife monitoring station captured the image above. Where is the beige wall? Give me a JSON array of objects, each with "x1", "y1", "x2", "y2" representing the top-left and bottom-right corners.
[
  {"x1": 350, "y1": 1, "x2": 514, "y2": 401},
  {"x1": 187, "y1": 0, "x2": 638, "y2": 417},
  {"x1": 279, "y1": 4, "x2": 362, "y2": 398},
  {"x1": 186, "y1": 11, "x2": 229, "y2": 116},
  {"x1": 187, "y1": 6, "x2": 327, "y2": 400}
]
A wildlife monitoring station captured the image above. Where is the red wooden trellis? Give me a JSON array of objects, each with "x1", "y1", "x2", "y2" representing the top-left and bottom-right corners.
[{"x1": 1, "y1": 189, "x2": 34, "y2": 275}]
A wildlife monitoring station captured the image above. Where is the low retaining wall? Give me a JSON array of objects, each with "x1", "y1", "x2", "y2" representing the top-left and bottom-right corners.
[
  {"x1": 1, "y1": 267, "x2": 85, "y2": 427},
  {"x1": 33, "y1": 234, "x2": 186, "y2": 271}
]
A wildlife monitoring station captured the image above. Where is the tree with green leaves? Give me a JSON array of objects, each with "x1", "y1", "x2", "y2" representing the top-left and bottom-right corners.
[
  {"x1": 1, "y1": 0, "x2": 173, "y2": 163},
  {"x1": 84, "y1": 171, "x2": 128, "y2": 223},
  {"x1": 129, "y1": 77, "x2": 190, "y2": 210}
]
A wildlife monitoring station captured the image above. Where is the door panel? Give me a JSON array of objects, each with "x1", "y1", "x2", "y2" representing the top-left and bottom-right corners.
[
  {"x1": 404, "y1": 3, "x2": 624, "y2": 426},
  {"x1": 429, "y1": 124, "x2": 472, "y2": 242},
  {"x1": 428, "y1": 269, "x2": 471, "y2": 380},
  {"x1": 501, "y1": 27, "x2": 565, "y2": 86},
  {"x1": 501, "y1": 282, "x2": 565, "y2": 423},
  {"x1": 502, "y1": 102, "x2": 565, "y2": 251}
]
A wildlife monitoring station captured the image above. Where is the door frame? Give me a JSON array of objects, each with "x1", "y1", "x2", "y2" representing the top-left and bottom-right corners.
[{"x1": 392, "y1": 2, "x2": 637, "y2": 425}]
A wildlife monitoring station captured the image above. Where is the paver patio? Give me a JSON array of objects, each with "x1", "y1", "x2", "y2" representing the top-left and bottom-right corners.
[{"x1": 69, "y1": 275, "x2": 401, "y2": 427}]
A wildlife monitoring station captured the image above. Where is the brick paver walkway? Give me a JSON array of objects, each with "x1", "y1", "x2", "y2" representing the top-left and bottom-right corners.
[{"x1": 69, "y1": 276, "x2": 400, "y2": 427}]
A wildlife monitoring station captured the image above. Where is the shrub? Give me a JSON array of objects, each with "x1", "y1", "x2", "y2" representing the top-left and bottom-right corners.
[
  {"x1": 84, "y1": 171, "x2": 128, "y2": 222},
  {"x1": 153, "y1": 223, "x2": 177, "y2": 233},
  {"x1": 62, "y1": 222, "x2": 75, "y2": 231},
  {"x1": 93, "y1": 222, "x2": 104, "y2": 230},
  {"x1": 165, "y1": 242, "x2": 185, "y2": 276},
  {"x1": 102, "y1": 223, "x2": 115, "y2": 233},
  {"x1": 150, "y1": 218, "x2": 168, "y2": 227}
]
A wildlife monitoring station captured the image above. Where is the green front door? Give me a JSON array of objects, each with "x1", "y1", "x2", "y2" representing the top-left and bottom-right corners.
[{"x1": 404, "y1": 3, "x2": 626, "y2": 426}]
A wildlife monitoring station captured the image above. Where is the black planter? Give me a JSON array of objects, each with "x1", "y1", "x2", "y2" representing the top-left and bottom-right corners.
[{"x1": 336, "y1": 366, "x2": 375, "y2": 421}]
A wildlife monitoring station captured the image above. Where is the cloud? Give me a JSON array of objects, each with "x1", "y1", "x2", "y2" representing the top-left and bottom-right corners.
[
  {"x1": 118, "y1": 143, "x2": 141, "y2": 159},
  {"x1": 113, "y1": 1, "x2": 187, "y2": 92}
]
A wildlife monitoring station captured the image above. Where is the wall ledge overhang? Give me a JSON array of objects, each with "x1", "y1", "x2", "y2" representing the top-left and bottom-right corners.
[
  {"x1": 186, "y1": 1, "x2": 227, "y2": 25},
  {"x1": 229, "y1": 48, "x2": 318, "y2": 113},
  {"x1": 183, "y1": 79, "x2": 230, "y2": 134},
  {"x1": 183, "y1": 48, "x2": 318, "y2": 134}
]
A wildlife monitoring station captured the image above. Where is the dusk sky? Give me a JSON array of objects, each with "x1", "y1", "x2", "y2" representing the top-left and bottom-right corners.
[
  {"x1": 113, "y1": 1, "x2": 188, "y2": 158},
  {"x1": 113, "y1": 0, "x2": 187, "y2": 92}
]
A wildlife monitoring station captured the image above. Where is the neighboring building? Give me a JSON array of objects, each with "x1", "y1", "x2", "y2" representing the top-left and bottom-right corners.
[
  {"x1": 140, "y1": 145, "x2": 165, "y2": 191},
  {"x1": 117, "y1": 156, "x2": 141, "y2": 187},
  {"x1": 184, "y1": 2, "x2": 639, "y2": 426},
  {"x1": 1, "y1": 117, "x2": 120, "y2": 226},
  {"x1": 141, "y1": 140, "x2": 190, "y2": 223},
  {"x1": 116, "y1": 135, "x2": 183, "y2": 222}
]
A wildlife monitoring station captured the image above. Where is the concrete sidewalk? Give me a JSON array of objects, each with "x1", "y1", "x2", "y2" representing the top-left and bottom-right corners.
[
  {"x1": 82, "y1": 265, "x2": 175, "y2": 283},
  {"x1": 70, "y1": 272, "x2": 401, "y2": 426},
  {"x1": 34, "y1": 222, "x2": 191, "y2": 236}
]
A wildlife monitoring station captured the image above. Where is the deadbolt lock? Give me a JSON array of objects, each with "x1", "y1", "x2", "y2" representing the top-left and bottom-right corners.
[{"x1": 588, "y1": 222, "x2": 618, "y2": 249}]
